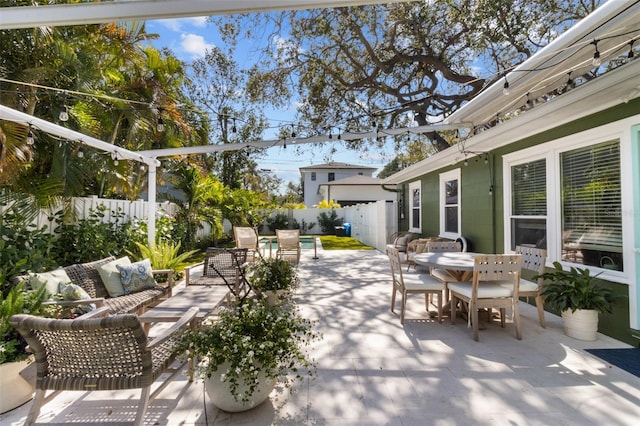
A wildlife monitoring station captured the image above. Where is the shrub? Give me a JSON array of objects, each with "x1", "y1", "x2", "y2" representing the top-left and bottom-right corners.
[
  {"x1": 266, "y1": 212, "x2": 289, "y2": 232},
  {"x1": 317, "y1": 210, "x2": 343, "y2": 234}
]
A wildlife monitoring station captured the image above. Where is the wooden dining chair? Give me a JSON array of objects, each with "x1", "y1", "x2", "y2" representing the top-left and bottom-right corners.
[
  {"x1": 426, "y1": 240, "x2": 463, "y2": 302},
  {"x1": 448, "y1": 254, "x2": 523, "y2": 341},
  {"x1": 387, "y1": 246, "x2": 445, "y2": 324},
  {"x1": 515, "y1": 245, "x2": 548, "y2": 328}
]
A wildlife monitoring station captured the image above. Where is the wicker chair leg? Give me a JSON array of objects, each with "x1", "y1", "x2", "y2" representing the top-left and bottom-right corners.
[
  {"x1": 133, "y1": 386, "x2": 151, "y2": 426},
  {"x1": 24, "y1": 389, "x2": 47, "y2": 425}
]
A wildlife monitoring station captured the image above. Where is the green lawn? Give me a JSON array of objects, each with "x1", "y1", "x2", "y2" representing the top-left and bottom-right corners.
[{"x1": 319, "y1": 235, "x2": 374, "y2": 250}]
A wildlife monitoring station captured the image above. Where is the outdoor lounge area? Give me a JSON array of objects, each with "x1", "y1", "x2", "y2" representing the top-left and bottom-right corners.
[{"x1": 2, "y1": 246, "x2": 639, "y2": 426}]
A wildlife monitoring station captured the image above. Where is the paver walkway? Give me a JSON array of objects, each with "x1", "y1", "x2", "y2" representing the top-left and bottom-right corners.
[{"x1": 2, "y1": 247, "x2": 639, "y2": 425}]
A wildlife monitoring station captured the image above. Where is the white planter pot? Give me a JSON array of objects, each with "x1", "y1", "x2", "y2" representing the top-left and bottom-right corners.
[
  {"x1": 204, "y1": 361, "x2": 276, "y2": 412},
  {"x1": 264, "y1": 289, "x2": 289, "y2": 304},
  {"x1": 562, "y1": 309, "x2": 599, "y2": 341},
  {"x1": 0, "y1": 357, "x2": 35, "y2": 414}
]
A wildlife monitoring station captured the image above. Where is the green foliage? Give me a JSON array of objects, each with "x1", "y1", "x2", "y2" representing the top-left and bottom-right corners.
[
  {"x1": 266, "y1": 212, "x2": 289, "y2": 232},
  {"x1": 248, "y1": 257, "x2": 299, "y2": 292},
  {"x1": 176, "y1": 298, "x2": 320, "y2": 405},
  {"x1": 131, "y1": 241, "x2": 199, "y2": 272},
  {"x1": 293, "y1": 218, "x2": 316, "y2": 234},
  {"x1": 52, "y1": 205, "x2": 133, "y2": 264},
  {"x1": 316, "y1": 200, "x2": 341, "y2": 209},
  {"x1": 536, "y1": 262, "x2": 617, "y2": 314},
  {"x1": 317, "y1": 209, "x2": 343, "y2": 234},
  {"x1": 0, "y1": 282, "x2": 48, "y2": 364}
]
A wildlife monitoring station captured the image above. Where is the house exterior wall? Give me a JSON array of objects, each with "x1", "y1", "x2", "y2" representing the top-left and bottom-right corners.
[
  {"x1": 301, "y1": 167, "x2": 373, "y2": 206},
  {"x1": 400, "y1": 98, "x2": 640, "y2": 345},
  {"x1": 319, "y1": 185, "x2": 396, "y2": 206}
]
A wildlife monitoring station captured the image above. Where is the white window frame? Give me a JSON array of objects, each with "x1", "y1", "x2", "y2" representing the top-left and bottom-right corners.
[
  {"x1": 439, "y1": 169, "x2": 461, "y2": 239},
  {"x1": 503, "y1": 119, "x2": 634, "y2": 284},
  {"x1": 408, "y1": 180, "x2": 421, "y2": 233}
]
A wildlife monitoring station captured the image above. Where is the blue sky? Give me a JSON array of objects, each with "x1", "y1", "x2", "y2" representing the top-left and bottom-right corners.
[{"x1": 145, "y1": 17, "x2": 394, "y2": 190}]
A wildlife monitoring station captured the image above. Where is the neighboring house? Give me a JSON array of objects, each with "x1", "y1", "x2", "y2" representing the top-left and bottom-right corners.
[
  {"x1": 317, "y1": 175, "x2": 397, "y2": 207},
  {"x1": 382, "y1": 4, "x2": 640, "y2": 346},
  {"x1": 299, "y1": 162, "x2": 377, "y2": 207}
]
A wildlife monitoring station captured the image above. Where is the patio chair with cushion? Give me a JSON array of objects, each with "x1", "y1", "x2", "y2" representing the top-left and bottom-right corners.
[
  {"x1": 515, "y1": 245, "x2": 548, "y2": 328},
  {"x1": 449, "y1": 254, "x2": 523, "y2": 341},
  {"x1": 276, "y1": 229, "x2": 301, "y2": 264},
  {"x1": 387, "y1": 246, "x2": 445, "y2": 324},
  {"x1": 9, "y1": 306, "x2": 198, "y2": 426},
  {"x1": 233, "y1": 226, "x2": 265, "y2": 262}
]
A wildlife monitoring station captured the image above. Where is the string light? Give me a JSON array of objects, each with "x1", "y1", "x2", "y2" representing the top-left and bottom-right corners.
[
  {"x1": 59, "y1": 105, "x2": 69, "y2": 122},
  {"x1": 627, "y1": 40, "x2": 635, "y2": 61},
  {"x1": 232, "y1": 118, "x2": 237, "y2": 133},
  {"x1": 156, "y1": 116, "x2": 165, "y2": 132},
  {"x1": 26, "y1": 125, "x2": 34, "y2": 145},
  {"x1": 112, "y1": 151, "x2": 119, "y2": 166},
  {"x1": 592, "y1": 40, "x2": 601, "y2": 67},
  {"x1": 77, "y1": 143, "x2": 84, "y2": 158},
  {"x1": 502, "y1": 76, "x2": 510, "y2": 96},
  {"x1": 290, "y1": 124, "x2": 296, "y2": 138}
]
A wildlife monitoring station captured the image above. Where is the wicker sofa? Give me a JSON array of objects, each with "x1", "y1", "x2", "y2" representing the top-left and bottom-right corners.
[{"x1": 16, "y1": 256, "x2": 174, "y2": 315}]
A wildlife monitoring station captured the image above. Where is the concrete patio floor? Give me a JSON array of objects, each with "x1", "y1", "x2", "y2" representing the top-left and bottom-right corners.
[{"x1": 2, "y1": 246, "x2": 639, "y2": 425}]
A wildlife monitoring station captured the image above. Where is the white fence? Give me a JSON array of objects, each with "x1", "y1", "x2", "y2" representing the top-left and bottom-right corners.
[{"x1": 3, "y1": 196, "x2": 398, "y2": 253}]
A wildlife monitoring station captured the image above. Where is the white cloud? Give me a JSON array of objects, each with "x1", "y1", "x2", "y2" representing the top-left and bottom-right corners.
[
  {"x1": 156, "y1": 16, "x2": 208, "y2": 32},
  {"x1": 180, "y1": 33, "x2": 215, "y2": 59}
]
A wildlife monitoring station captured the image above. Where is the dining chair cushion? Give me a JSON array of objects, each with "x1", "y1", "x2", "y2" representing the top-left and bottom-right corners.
[
  {"x1": 518, "y1": 278, "x2": 539, "y2": 293},
  {"x1": 448, "y1": 281, "x2": 516, "y2": 298},
  {"x1": 403, "y1": 273, "x2": 446, "y2": 291}
]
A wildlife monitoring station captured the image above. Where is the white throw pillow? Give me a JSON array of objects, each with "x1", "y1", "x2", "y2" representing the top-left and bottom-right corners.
[
  {"x1": 96, "y1": 256, "x2": 131, "y2": 297},
  {"x1": 29, "y1": 268, "x2": 72, "y2": 297}
]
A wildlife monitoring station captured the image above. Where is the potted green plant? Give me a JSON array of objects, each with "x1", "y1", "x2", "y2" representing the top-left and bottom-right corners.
[
  {"x1": 0, "y1": 281, "x2": 48, "y2": 413},
  {"x1": 248, "y1": 257, "x2": 298, "y2": 304},
  {"x1": 536, "y1": 262, "x2": 616, "y2": 341},
  {"x1": 176, "y1": 298, "x2": 320, "y2": 412}
]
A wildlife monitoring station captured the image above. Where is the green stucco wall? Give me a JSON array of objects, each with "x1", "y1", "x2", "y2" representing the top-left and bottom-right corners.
[{"x1": 401, "y1": 97, "x2": 640, "y2": 345}]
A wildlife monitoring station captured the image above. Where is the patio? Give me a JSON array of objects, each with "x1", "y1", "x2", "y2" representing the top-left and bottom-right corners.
[{"x1": 2, "y1": 246, "x2": 639, "y2": 425}]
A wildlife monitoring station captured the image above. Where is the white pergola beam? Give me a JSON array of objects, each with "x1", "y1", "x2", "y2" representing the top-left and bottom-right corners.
[{"x1": 0, "y1": 0, "x2": 410, "y2": 30}]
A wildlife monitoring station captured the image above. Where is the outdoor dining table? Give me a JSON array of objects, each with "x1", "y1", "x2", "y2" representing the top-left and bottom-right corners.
[{"x1": 413, "y1": 251, "x2": 478, "y2": 282}]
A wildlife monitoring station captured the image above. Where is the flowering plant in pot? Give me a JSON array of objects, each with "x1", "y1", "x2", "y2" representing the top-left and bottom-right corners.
[
  {"x1": 176, "y1": 297, "x2": 320, "y2": 412},
  {"x1": 248, "y1": 257, "x2": 298, "y2": 303},
  {"x1": 536, "y1": 262, "x2": 616, "y2": 340}
]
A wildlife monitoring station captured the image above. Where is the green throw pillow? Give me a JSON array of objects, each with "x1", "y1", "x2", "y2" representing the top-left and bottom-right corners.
[
  {"x1": 58, "y1": 281, "x2": 96, "y2": 313},
  {"x1": 29, "y1": 268, "x2": 72, "y2": 297},
  {"x1": 116, "y1": 258, "x2": 156, "y2": 294},
  {"x1": 96, "y1": 256, "x2": 131, "y2": 297}
]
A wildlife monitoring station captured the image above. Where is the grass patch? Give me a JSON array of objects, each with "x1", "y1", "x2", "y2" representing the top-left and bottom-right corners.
[{"x1": 319, "y1": 235, "x2": 374, "y2": 250}]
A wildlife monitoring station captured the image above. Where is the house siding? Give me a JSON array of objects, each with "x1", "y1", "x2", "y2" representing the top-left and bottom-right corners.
[{"x1": 401, "y1": 98, "x2": 640, "y2": 345}]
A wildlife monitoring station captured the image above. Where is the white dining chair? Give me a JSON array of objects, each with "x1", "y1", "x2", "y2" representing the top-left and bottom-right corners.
[
  {"x1": 387, "y1": 246, "x2": 445, "y2": 324},
  {"x1": 448, "y1": 254, "x2": 523, "y2": 341}
]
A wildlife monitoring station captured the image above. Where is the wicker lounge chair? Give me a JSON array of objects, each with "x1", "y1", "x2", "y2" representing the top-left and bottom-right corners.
[{"x1": 9, "y1": 306, "x2": 198, "y2": 426}]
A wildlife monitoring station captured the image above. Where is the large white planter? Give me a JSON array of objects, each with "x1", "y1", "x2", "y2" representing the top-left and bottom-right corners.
[
  {"x1": 0, "y1": 357, "x2": 35, "y2": 414},
  {"x1": 204, "y1": 361, "x2": 276, "y2": 412},
  {"x1": 562, "y1": 309, "x2": 599, "y2": 341}
]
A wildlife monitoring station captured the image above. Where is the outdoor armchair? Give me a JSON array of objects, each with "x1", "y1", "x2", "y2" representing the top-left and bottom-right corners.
[
  {"x1": 276, "y1": 229, "x2": 301, "y2": 264},
  {"x1": 233, "y1": 226, "x2": 265, "y2": 262},
  {"x1": 9, "y1": 306, "x2": 198, "y2": 426}
]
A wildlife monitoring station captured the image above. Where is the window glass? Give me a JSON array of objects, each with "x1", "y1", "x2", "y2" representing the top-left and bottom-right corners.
[
  {"x1": 409, "y1": 181, "x2": 421, "y2": 232},
  {"x1": 511, "y1": 159, "x2": 547, "y2": 249},
  {"x1": 328, "y1": 172, "x2": 335, "y2": 182},
  {"x1": 561, "y1": 140, "x2": 622, "y2": 271},
  {"x1": 444, "y1": 179, "x2": 458, "y2": 233},
  {"x1": 311, "y1": 172, "x2": 316, "y2": 181}
]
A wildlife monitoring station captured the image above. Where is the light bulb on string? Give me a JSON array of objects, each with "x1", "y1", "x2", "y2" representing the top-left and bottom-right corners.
[
  {"x1": 77, "y1": 144, "x2": 84, "y2": 158},
  {"x1": 290, "y1": 124, "x2": 296, "y2": 139},
  {"x1": 502, "y1": 77, "x2": 510, "y2": 96},
  {"x1": 156, "y1": 117, "x2": 165, "y2": 132},
  {"x1": 112, "y1": 152, "x2": 119, "y2": 166},
  {"x1": 232, "y1": 118, "x2": 237, "y2": 133},
  {"x1": 627, "y1": 40, "x2": 635, "y2": 61},
  {"x1": 59, "y1": 105, "x2": 69, "y2": 122},
  {"x1": 592, "y1": 40, "x2": 601, "y2": 67},
  {"x1": 26, "y1": 126, "x2": 34, "y2": 145}
]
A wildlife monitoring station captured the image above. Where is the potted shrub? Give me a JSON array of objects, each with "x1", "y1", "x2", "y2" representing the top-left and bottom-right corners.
[
  {"x1": 248, "y1": 257, "x2": 298, "y2": 304},
  {"x1": 176, "y1": 298, "x2": 320, "y2": 412},
  {"x1": 536, "y1": 262, "x2": 616, "y2": 341},
  {"x1": 0, "y1": 281, "x2": 48, "y2": 413}
]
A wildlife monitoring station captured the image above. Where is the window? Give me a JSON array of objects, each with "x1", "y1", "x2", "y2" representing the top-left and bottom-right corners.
[
  {"x1": 311, "y1": 172, "x2": 316, "y2": 181},
  {"x1": 328, "y1": 172, "x2": 335, "y2": 182},
  {"x1": 510, "y1": 159, "x2": 546, "y2": 250},
  {"x1": 439, "y1": 169, "x2": 460, "y2": 238},
  {"x1": 409, "y1": 181, "x2": 421, "y2": 232},
  {"x1": 504, "y1": 136, "x2": 624, "y2": 274},
  {"x1": 561, "y1": 140, "x2": 622, "y2": 271}
]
